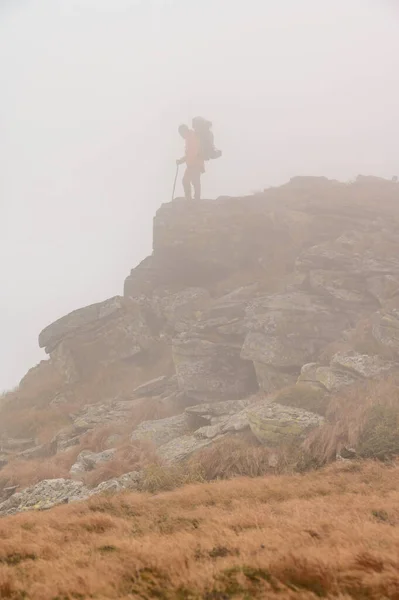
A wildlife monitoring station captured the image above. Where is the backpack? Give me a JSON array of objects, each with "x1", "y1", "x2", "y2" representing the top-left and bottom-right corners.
[{"x1": 192, "y1": 116, "x2": 222, "y2": 161}]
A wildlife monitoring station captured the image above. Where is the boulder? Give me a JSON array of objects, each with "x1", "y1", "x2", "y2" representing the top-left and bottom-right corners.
[
  {"x1": 331, "y1": 351, "x2": 397, "y2": 379},
  {"x1": 89, "y1": 471, "x2": 141, "y2": 496},
  {"x1": 241, "y1": 291, "x2": 352, "y2": 392},
  {"x1": 157, "y1": 435, "x2": 214, "y2": 464},
  {"x1": 131, "y1": 414, "x2": 188, "y2": 447},
  {"x1": 0, "y1": 479, "x2": 89, "y2": 517},
  {"x1": 241, "y1": 332, "x2": 314, "y2": 369},
  {"x1": 247, "y1": 402, "x2": 323, "y2": 446},
  {"x1": 39, "y1": 296, "x2": 125, "y2": 351},
  {"x1": 42, "y1": 297, "x2": 156, "y2": 383},
  {"x1": 70, "y1": 449, "x2": 116, "y2": 476},
  {"x1": 194, "y1": 410, "x2": 250, "y2": 439},
  {"x1": 307, "y1": 365, "x2": 359, "y2": 392},
  {"x1": 244, "y1": 291, "x2": 352, "y2": 340},
  {"x1": 185, "y1": 398, "x2": 254, "y2": 429},
  {"x1": 173, "y1": 338, "x2": 257, "y2": 400}
]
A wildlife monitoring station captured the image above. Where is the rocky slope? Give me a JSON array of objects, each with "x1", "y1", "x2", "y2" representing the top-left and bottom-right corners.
[{"x1": 2, "y1": 174, "x2": 399, "y2": 514}]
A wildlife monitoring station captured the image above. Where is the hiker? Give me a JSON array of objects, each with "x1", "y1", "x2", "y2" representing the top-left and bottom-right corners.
[{"x1": 176, "y1": 124, "x2": 205, "y2": 201}]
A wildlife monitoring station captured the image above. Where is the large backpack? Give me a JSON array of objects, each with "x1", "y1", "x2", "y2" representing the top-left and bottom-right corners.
[{"x1": 192, "y1": 116, "x2": 222, "y2": 161}]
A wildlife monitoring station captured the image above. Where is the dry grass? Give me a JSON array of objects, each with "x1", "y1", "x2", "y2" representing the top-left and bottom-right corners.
[
  {"x1": 83, "y1": 442, "x2": 161, "y2": 487},
  {"x1": 0, "y1": 343, "x2": 174, "y2": 447},
  {"x1": 188, "y1": 435, "x2": 277, "y2": 481},
  {"x1": 304, "y1": 377, "x2": 399, "y2": 464},
  {"x1": 0, "y1": 460, "x2": 398, "y2": 598},
  {"x1": 0, "y1": 362, "x2": 71, "y2": 444},
  {"x1": 0, "y1": 393, "x2": 184, "y2": 493},
  {"x1": 0, "y1": 454, "x2": 72, "y2": 492}
]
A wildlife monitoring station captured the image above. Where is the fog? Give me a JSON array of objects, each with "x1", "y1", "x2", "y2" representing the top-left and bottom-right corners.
[{"x1": 1, "y1": 0, "x2": 398, "y2": 390}]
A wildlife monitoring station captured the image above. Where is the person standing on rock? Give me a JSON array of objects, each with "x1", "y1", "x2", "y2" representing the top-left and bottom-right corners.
[{"x1": 176, "y1": 124, "x2": 205, "y2": 201}]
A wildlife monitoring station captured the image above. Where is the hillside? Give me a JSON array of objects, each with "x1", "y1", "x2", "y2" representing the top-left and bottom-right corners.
[
  {"x1": 1, "y1": 175, "x2": 399, "y2": 515},
  {"x1": 0, "y1": 460, "x2": 398, "y2": 599}
]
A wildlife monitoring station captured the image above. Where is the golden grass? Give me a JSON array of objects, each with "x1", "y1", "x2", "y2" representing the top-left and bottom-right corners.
[
  {"x1": 304, "y1": 377, "x2": 399, "y2": 464},
  {"x1": 83, "y1": 442, "x2": 161, "y2": 487},
  {"x1": 0, "y1": 460, "x2": 398, "y2": 598}
]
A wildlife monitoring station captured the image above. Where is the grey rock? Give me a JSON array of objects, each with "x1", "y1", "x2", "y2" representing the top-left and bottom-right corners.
[
  {"x1": 247, "y1": 402, "x2": 323, "y2": 446},
  {"x1": 0, "y1": 479, "x2": 89, "y2": 517},
  {"x1": 298, "y1": 363, "x2": 323, "y2": 384},
  {"x1": 194, "y1": 410, "x2": 249, "y2": 439},
  {"x1": 185, "y1": 398, "x2": 254, "y2": 428},
  {"x1": 131, "y1": 414, "x2": 188, "y2": 447},
  {"x1": 157, "y1": 435, "x2": 214, "y2": 464},
  {"x1": 173, "y1": 338, "x2": 257, "y2": 400},
  {"x1": 89, "y1": 471, "x2": 141, "y2": 496},
  {"x1": 242, "y1": 332, "x2": 315, "y2": 369},
  {"x1": 152, "y1": 287, "x2": 211, "y2": 325},
  {"x1": 297, "y1": 232, "x2": 399, "y2": 278},
  {"x1": 331, "y1": 351, "x2": 397, "y2": 379},
  {"x1": 39, "y1": 296, "x2": 125, "y2": 350},
  {"x1": 47, "y1": 298, "x2": 155, "y2": 383},
  {"x1": 245, "y1": 291, "x2": 351, "y2": 340},
  {"x1": 70, "y1": 449, "x2": 116, "y2": 476},
  {"x1": 53, "y1": 398, "x2": 140, "y2": 453},
  {"x1": 314, "y1": 366, "x2": 358, "y2": 392}
]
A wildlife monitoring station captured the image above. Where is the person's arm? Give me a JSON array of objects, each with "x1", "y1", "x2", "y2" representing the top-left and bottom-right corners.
[{"x1": 176, "y1": 156, "x2": 186, "y2": 165}]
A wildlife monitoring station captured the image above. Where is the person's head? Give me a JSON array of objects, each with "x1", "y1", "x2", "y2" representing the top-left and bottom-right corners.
[{"x1": 178, "y1": 124, "x2": 190, "y2": 139}]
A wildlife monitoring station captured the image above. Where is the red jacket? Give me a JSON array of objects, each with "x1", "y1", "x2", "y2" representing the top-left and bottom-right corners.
[{"x1": 185, "y1": 130, "x2": 204, "y2": 169}]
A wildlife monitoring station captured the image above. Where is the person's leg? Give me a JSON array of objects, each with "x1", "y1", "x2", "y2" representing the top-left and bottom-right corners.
[
  {"x1": 192, "y1": 167, "x2": 201, "y2": 201},
  {"x1": 182, "y1": 167, "x2": 192, "y2": 200}
]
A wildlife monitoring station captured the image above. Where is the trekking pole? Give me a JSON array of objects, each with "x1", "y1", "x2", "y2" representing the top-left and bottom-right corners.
[{"x1": 172, "y1": 163, "x2": 179, "y2": 201}]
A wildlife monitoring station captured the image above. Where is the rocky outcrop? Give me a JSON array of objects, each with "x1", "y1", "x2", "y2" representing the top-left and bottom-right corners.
[
  {"x1": 38, "y1": 297, "x2": 157, "y2": 383},
  {"x1": 4, "y1": 175, "x2": 399, "y2": 515},
  {"x1": 88, "y1": 471, "x2": 141, "y2": 496}
]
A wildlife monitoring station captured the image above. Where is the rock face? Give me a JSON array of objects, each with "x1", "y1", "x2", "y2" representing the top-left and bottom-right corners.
[
  {"x1": 38, "y1": 297, "x2": 156, "y2": 383},
  {"x1": 173, "y1": 338, "x2": 257, "y2": 400},
  {"x1": 4, "y1": 176, "x2": 399, "y2": 515}
]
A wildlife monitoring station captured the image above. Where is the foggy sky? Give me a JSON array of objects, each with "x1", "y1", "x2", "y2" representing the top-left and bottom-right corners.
[{"x1": 1, "y1": 0, "x2": 398, "y2": 391}]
